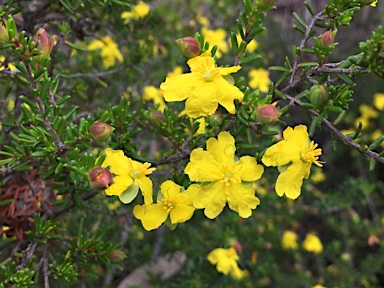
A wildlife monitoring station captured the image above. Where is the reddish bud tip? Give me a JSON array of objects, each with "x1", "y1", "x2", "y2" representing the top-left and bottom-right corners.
[
  {"x1": 309, "y1": 84, "x2": 329, "y2": 107},
  {"x1": 256, "y1": 104, "x2": 281, "y2": 124},
  {"x1": 90, "y1": 122, "x2": 114, "y2": 141},
  {"x1": 175, "y1": 36, "x2": 201, "y2": 58},
  {"x1": 88, "y1": 167, "x2": 113, "y2": 190},
  {"x1": 318, "y1": 30, "x2": 335, "y2": 48},
  {"x1": 32, "y1": 28, "x2": 55, "y2": 63}
]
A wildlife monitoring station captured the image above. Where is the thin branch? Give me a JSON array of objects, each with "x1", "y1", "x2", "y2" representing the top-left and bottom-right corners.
[
  {"x1": 284, "y1": 93, "x2": 384, "y2": 164},
  {"x1": 59, "y1": 67, "x2": 124, "y2": 79},
  {"x1": 290, "y1": 10, "x2": 324, "y2": 82},
  {"x1": 16, "y1": 242, "x2": 38, "y2": 270},
  {"x1": 25, "y1": 64, "x2": 68, "y2": 154}
]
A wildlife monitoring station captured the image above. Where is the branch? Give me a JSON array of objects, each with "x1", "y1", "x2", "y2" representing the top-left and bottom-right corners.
[
  {"x1": 284, "y1": 94, "x2": 384, "y2": 164},
  {"x1": 290, "y1": 10, "x2": 324, "y2": 82},
  {"x1": 59, "y1": 67, "x2": 124, "y2": 78}
]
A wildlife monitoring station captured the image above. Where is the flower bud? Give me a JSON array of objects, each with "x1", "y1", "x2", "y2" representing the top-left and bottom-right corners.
[
  {"x1": 309, "y1": 84, "x2": 329, "y2": 107},
  {"x1": 256, "y1": 104, "x2": 281, "y2": 124},
  {"x1": 175, "y1": 36, "x2": 201, "y2": 58},
  {"x1": 0, "y1": 24, "x2": 9, "y2": 45},
  {"x1": 90, "y1": 122, "x2": 114, "y2": 141},
  {"x1": 148, "y1": 110, "x2": 166, "y2": 128},
  {"x1": 318, "y1": 30, "x2": 334, "y2": 48},
  {"x1": 88, "y1": 167, "x2": 113, "y2": 190},
  {"x1": 32, "y1": 28, "x2": 55, "y2": 63},
  {"x1": 109, "y1": 249, "x2": 127, "y2": 262},
  {"x1": 228, "y1": 238, "x2": 243, "y2": 254}
]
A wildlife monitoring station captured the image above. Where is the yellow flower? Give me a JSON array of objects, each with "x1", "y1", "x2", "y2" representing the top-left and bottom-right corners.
[
  {"x1": 311, "y1": 168, "x2": 326, "y2": 184},
  {"x1": 371, "y1": 0, "x2": 378, "y2": 6},
  {"x1": 201, "y1": 27, "x2": 229, "y2": 58},
  {"x1": 102, "y1": 148, "x2": 155, "y2": 204},
  {"x1": 160, "y1": 55, "x2": 243, "y2": 117},
  {"x1": 262, "y1": 125, "x2": 322, "y2": 199},
  {"x1": 121, "y1": 1, "x2": 150, "y2": 22},
  {"x1": 185, "y1": 131, "x2": 264, "y2": 218},
  {"x1": 281, "y1": 230, "x2": 298, "y2": 250},
  {"x1": 207, "y1": 247, "x2": 248, "y2": 280},
  {"x1": 312, "y1": 285, "x2": 327, "y2": 288},
  {"x1": 142, "y1": 85, "x2": 166, "y2": 111},
  {"x1": 373, "y1": 93, "x2": 384, "y2": 110},
  {"x1": 0, "y1": 55, "x2": 17, "y2": 71},
  {"x1": 248, "y1": 68, "x2": 271, "y2": 93},
  {"x1": 167, "y1": 66, "x2": 183, "y2": 77},
  {"x1": 303, "y1": 233, "x2": 323, "y2": 254},
  {"x1": 87, "y1": 36, "x2": 123, "y2": 69},
  {"x1": 133, "y1": 180, "x2": 199, "y2": 231}
]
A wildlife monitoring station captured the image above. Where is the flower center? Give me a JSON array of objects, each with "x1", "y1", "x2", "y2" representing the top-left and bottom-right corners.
[
  {"x1": 132, "y1": 162, "x2": 152, "y2": 178},
  {"x1": 161, "y1": 198, "x2": 177, "y2": 213},
  {"x1": 301, "y1": 141, "x2": 323, "y2": 167},
  {"x1": 221, "y1": 164, "x2": 241, "y2": 186}
]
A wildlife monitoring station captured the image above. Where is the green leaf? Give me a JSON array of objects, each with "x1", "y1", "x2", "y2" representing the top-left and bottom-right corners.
[{"x1": 118, "y1": 183, "x2": 139, "y2": 204}]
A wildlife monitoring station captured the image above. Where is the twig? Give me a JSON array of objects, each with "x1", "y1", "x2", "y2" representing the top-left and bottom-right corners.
[
  {"x1": 25, "y1": 64, "x2": 68, "y2": 154},
  {"x1": 290, "y1": 10, "x2": 324, "y2": 83},
  {"x1": 43, "y1": 244, "x2": 50, "y2": 288},
  {"x1": 59, "y1": 67, "x2": 124, "y2": 79},
  {"x1": 16, "y1": 242, "x2": 38, "y2": 270},
  {"x1": 284, "y1": 93, "x2": 384, "y2": 164}
]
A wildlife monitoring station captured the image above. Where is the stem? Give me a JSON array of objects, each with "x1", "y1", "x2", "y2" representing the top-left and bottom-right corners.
[{"x1": 25, "y1": 63, "x2": 68, "y2": 154}]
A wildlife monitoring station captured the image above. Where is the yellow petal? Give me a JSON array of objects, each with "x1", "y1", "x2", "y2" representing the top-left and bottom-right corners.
[
  {"x1": 138, "y1": 176, "x2": 153, "y2": 204},
  {"x1": 102, "y1": 148, "x2": 131, "y2": 175},
  {"x1": 184, "y1": 82, "x2": 220, "y2": 117},
  {"x1": 220, "y1": 65, "x2": 241, "y2": 75},
  {"x1": 193, "y1": 181, "x2": 227, "y2": 219},
  {"x1": 161, "y1": 73, "x2": 199, "y2": 102},
  {"x1": 206, "y1": 131, "x2": 236, "y2": 165},
  {"x1": 160, "y1": 180, "x2": 181, "y2": 199},
  {"x1": 177, "y1": 184, "x2": 200, "y2": 206},
  {"x1": 226, "y1": 183, "x2": 260, "y2": 218},
  {"x1": 169, "y1": 205, "x2": 195, "y2": 224},
  {"x1": 133, "y1": 204, "x2": 168, "y2": 231},
  {"x1": 235, "y1": 156, "x2": 264, "y2": 181},
  {"x1": 275, "y1": 161, "x2": 308, "y2": 199},
  {"x1": 105, "y1": 175, "x2": 133, "y2": 196},
  {"x1": 185, "y1": 149, "x2": 223, "y2": 182}
]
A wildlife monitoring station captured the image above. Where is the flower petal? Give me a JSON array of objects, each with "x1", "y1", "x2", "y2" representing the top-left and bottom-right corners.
[
  {"x1": 193, "y1": 181, "x2": 227, "y2": 219},
  {"x1": 137, "y1": 176, "x2": 153, "y2": 204},
  {"x1": 133, "y1": 204, "x2": 168, "y2": 231},
  {"x1": 235, "y1": 156, "x2": 264, "y2": 181},
  {"x1": 119, "y1": 182, "x2": 139, "y2": 204},
  {"x1": 161, "y1": 73, "x2": 198, "y2": 102},
  {"x1": 160, "y1": 180, "x2": 181, "y2": 199},
  {"x1": 275, "y1": 161, "x2": 308, "y2": 199},
  {"x1": 226, "y1": 183, "x2": 260, "y2": 218},
  {"x1": 206, "y1": 131, "x2": 236, "y2": 165},
  {"x1": 184, "y1": 82, "x2": 220, "y2": 117},
  {"x1": 170, "y1": 204, "x2": 195, "y2": 224},
  {"x1": 185, "y1": 149, "x2": 222, "y2": 182},
  {"x1": 104, "y1": 174, "x2": 133, "y2": 196},
  {"x1": 102, "y1": 148, "x2": 131, "y2": 176}
]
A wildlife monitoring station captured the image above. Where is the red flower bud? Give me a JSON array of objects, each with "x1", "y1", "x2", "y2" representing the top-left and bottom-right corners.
[
  {"x1": 109, "y1": 249, "x2": 127, "y2": 262},
  {"x1": 88, "y1": 167, "x2": 113, "y2": 190},
  {"x1": 309, "y1": 84, "x2": 329, "y2": 107},
  {"x1": 256, "y1": 104, "x2": 281, "y2": 124},
  {"x1": 32, "y1": 28, "x2": 55, "y2": 63},
  {"x1": 175, "y1": 36, "x2": 201, "y2": 58},
  {"x1": 90, "y1": 122, "x2": 114, "y2": 141},
  {"x1": 318, "y1": 30, "x2": 335, "y2": 48}
]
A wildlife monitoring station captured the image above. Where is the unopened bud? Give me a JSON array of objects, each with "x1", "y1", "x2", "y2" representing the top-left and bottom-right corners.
[
  {"x1": 175, "y1": 36, "x2": 201, "y2": 58},
  {"x1": 90, "y1": 122, "x2": 114, "y2": 141},
  {"x1": 32, "y1": 28, "x2": 55, "y2": 63},
  {"x1": 309, "y1": 84, "x2": 329, "y2": 107},
  {"x1": 256, "y1": 104, "x2": 281, "y2": 124},
  {"x1": 109, "y1": 249, "x2": 127, "y2": 262},
  {"x1": 0, "y1": 24, "x2": 9, "y2": 45},
  {"x1": 148, "y1": 110, "x2": 166, "y2": 128},
  {"x1": 228, "y1": 238, "x2": 243, "y2": 254},
  {"x1": 318, "y1": 30, "x2": 335, "y2": 48},
  {"x1": 88, "y1": 167, "x2": 113, "y2": 190}
]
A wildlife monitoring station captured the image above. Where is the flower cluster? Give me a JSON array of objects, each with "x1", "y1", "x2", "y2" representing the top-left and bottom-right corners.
[{"x1": 207, "y1": 247, "x2": 248, "y2": 279}]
